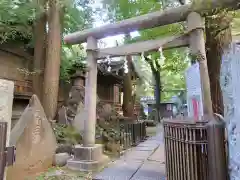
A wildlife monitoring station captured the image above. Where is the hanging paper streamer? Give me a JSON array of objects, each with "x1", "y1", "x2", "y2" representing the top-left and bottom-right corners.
[
  {"x1": 141, "y1": 52, "x2": 145, "y2": 61},
  {"x1": 107, "y1": 55, "x2": 111, "y2": 72},
  {"x1": 124, "y1": 57, "x2": 128, "y2": 74},
  {"x1": 158, "y1": 47, "x2": 165, "y2": 65}
]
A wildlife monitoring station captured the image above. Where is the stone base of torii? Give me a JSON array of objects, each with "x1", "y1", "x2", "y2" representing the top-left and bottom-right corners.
[
  {"x1": 67, "y1": 37, "x2": 109, "y2": 172},
  {"x1": 67, "y1": 144, "x2": 109, "y2": 172}
]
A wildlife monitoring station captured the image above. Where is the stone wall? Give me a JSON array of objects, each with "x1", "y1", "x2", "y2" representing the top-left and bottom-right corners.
[{"x1": 220, "y1": 43, "x2": 240, "y2": 179}]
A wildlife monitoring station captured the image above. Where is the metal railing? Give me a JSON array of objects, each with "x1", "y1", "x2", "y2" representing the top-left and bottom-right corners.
[
  {"x1": 163, "y1": 119, "x2": 228, "y2": 180},
  {"x1": 119, "y1": 120, "x2": 147, "y2": 150}
]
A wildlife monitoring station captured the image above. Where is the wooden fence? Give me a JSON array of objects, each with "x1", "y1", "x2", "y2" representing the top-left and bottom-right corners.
[{"x1": 163, "y1": 119, "x2": 227, "y2": 180}]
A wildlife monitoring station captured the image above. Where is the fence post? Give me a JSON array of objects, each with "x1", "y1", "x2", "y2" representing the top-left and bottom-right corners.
[
  {"x1": 0, "y1": 122, "x2": 7, "y2": 180},
  {"x1": 206, "y1": 118, "x2": 227, "y2": 180}
]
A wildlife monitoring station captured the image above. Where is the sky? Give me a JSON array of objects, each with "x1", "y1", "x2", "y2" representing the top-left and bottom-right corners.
[
  {"x1": 91, "y1": 0, "x2": 140, "y2": 48},
  {"x1": 88, "y1": 0, "x2": 194, "y2": 48}
]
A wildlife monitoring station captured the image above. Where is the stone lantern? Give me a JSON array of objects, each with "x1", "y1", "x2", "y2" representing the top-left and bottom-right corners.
[{"x1": 71, "y1": 70, "x2": 85, "y2": 88}]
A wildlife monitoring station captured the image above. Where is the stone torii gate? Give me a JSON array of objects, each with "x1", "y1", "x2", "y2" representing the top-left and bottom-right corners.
[{"x1": 64, "y1": 0, "x2": 239, "y2": 173}]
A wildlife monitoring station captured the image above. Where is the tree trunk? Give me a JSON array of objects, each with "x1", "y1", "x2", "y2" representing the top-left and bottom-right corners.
[
  {"x1": 205, "y1": 12, "x2": 232, "y2": 115},
  {"x1": 145, "y1": 56, "x2": 161, "y2": 122},
  {"x1": 122, "y1": 54, "x2": 134, "y2": 117},
  {"x1": 154, "y1": 69, "x2": 161, "y2": 122},
  {"x1": 33, "y1": 0, "x2": 47, "y2": 102},
  {"x1": 43, "y1": 0, "x2": 61, "y2": 120}
]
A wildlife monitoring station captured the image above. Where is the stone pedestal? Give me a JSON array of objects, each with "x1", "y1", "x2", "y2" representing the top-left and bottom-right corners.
[
  {"x1": 67, "y1": 36, "x2": 108, "y2": 172},
  {"x1": 71, "y1": 71, "x2": 85, "y2": 87},
  {"x1": 67, "y1": 144, "x2": 109, "y2": 172}
]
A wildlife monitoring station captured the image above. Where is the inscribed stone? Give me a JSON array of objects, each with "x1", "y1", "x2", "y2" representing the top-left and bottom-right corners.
[
  {"x1": 0, "y1": 79, "x2": 14, "y2": 146},
  {"x1": 7, "y1": 95, "x2": 57, "y2": 180},
  {"x1": 73, "y1": 109, "x2": 86, "y2": 135},
  {"x1": 57, "y1": 106, "x2": 68, "y2": 124}
]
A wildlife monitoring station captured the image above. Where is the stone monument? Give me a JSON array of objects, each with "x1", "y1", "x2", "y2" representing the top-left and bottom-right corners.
[
  {"x1": 0, "y1": 79, "x2": 14, "y2": 146},
  {"x1": 0, "y1": 79, "x2": 14, "y2": 180},
  {"x1": 7, "y1": 95, "x2": 57, "y2": 180},
  {"x1": 220, "y1": 43, "x2": 240, "y2": 180}
]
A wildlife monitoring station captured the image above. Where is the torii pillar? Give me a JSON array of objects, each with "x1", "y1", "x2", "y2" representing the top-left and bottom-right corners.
[
  {"x1": 187, "y1": 12, "x2": 227, "y2": 180},
  {"x1": 67, "y1": 36, "x2": 109, "y2": 172}
]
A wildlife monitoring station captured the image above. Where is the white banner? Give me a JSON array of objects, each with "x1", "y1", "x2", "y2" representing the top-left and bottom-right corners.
[{"x1": 185, "y1": 62, "x2": 203, "y2": 119}]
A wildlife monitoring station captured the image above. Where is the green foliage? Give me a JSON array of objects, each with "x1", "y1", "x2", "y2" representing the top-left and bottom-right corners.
[
  {"x1": 53, "y1": 124, "x2": 82, "y2": 145},
  {"x1": 0, "y1": 0, "x2": 39, "y2": 42},
  {"x1": 0, "y1": 0, "x2": 93, "y2": 81},
  {"x1": 62, "y1": 0, "x2": 94, "y2": 35},
  {"x1": 102, "y1": 0, "x2": 189, "y2": 101},
  {"x1": 60, "y1": 44, "x2": 87, "y2": 82},
  {"x1": 60, "y1": 0, "x2": 93, "y2": 81},
  {"x1": 232, "y1": 10, "x2": 240, "y2": 36}
]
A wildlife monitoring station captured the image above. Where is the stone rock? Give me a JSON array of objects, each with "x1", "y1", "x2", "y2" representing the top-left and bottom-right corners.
[
  {"x1": 73, "y1": 109, "x2": 87, "y2": 135},
  {"x1": 0, "y1": 79, "x2": 14, "y2": 146},
  {"x1": 220, "y1": 43, "x2": 240, "y2": 179},
  {"x1": 45, "y1": 169, "x2": 65, "y2": 177},
  {"x1": 66, "y1": 86, "x2": 100, "y2": 125},
  {"x1": 7, "y1": 95, "x2": 57, "y2": 180},
  {"x1": 56, "y1": 144, "x2": 73, "y2": 154},
  {"x1": 57, "y1": 106, "x2": 68, "y2": 125},
  {"x1": 76, "y1": 101, "x2": 84, "y2": 114},
  {"x1": 98, "y1": 104, "x2": 113, "y2": 119},
  {"x1": 66, "y1": 86, "x2": 85, "y2": 125},
  {"x1": 53, "y1": 153, "x2": 71, "y2": 167}
]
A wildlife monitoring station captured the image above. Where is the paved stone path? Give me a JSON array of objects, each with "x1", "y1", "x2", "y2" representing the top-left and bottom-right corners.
[{"x1": 94, "y1": 126, "x2": 165, "y2": 180}]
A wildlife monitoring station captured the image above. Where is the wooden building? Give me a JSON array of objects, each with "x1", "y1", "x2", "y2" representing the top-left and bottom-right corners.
[
  {"x1": 71, "y1": 59, "x2": 140, "y2": 115},
  {"x1": 0, "y1": 43, "x2": 34, "y2": 127},
  {"x1": 0, "y1": 43, "x2": 140, "y2": 127}
]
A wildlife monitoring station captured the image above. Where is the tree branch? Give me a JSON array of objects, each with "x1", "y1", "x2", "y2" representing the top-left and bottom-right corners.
[{"x1": 144, "y1": 55, "x2": 157, "y2": 73}]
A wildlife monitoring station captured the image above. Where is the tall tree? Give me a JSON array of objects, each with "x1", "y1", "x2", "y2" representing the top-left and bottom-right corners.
[
  {"x1": 33, "y1": 0, "x2": 47, "y2": 102},
  {"x1": 102, "y1": 0, "x2": 188, "y2": 119},
  {"x1": 42, "y1": 0, "x2": 62, "y2": 120},
  {"x1": 205, "y1": 10, "x2": 233, "y2": 115},
  {"x1": 144, "y1": 56, "x2": 162, "y2": 121},
  {"x1": 122, "y1": 54, "x2": 134, "y2": 117},
  {"x1": 0, "y1": 0, "x2": 93, "y2": 120}
]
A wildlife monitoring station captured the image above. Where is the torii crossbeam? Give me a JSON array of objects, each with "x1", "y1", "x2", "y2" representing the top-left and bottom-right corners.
[{"x1": 64, "y1": 0, "x2": 240, "y2": 177}]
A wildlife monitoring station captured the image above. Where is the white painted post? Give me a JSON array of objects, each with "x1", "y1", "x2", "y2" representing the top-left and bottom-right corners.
[
  {"x1": 0, "y1": 79, "x2": 14, "y2": 180},
  {"x1": 0, "y1": 79, "x2": 14, "y2": 147},
  {"x1": 84, "y1": 36, "x2": 98, "y2": 146}
]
